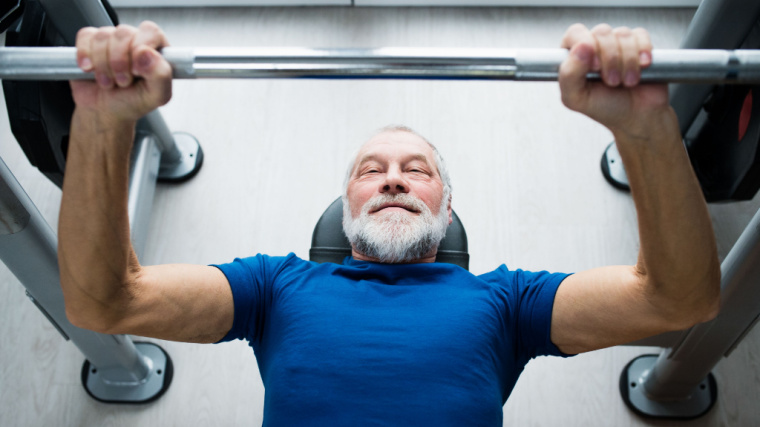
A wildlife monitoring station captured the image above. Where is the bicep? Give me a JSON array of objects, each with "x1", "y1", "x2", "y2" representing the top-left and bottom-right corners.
[
  {"x1": 550, "y1": 265, "x2": 678, "y2": 354},
  {"x1": 108, "y1": 264, "x2": 234, "y2": 343}
]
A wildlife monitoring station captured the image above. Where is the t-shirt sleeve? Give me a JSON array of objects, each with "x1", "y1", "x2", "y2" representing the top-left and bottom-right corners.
[
  {"x1": 518, "y1": 268, "x2": 575, "y2": 358},
  {"x1": 211, "y1": 253, "x2": 297, "y2": 344},
  {"x1": 493, "y1": 265, "x2": 575, "y2": 359}
]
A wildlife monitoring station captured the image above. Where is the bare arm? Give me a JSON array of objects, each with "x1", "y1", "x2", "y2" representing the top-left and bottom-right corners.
[
  {"x1": 59, "y1": 22, "x2": 233, "y2": 343},
  {"x1": 549, "y1": 24, "x2": 720, "y2": 355}
]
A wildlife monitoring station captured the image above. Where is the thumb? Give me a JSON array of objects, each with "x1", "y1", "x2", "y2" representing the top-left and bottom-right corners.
[
  {"x1": 558, "y1": 43, "x2": 594, "y2": 112},
  {"x1": 132, "y1": 47, "x2": 172, "y2": 79},
  {"x1": 132, "y1": 47, "x2": 173, "y2": 107}
]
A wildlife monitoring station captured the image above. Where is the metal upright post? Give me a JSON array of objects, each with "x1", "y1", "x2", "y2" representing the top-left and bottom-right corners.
[
  {"x1": 620, "y1": 204, "x2": 760, "y2": 419},
  {"x1": 0, "y1": 0, "x2": 199, "y2": 402},
  {"x1": 0, "y1": 154, "x2": 172, "y2": 403},
  {"x1": 594, "y1": 0, "x2": 760, "y2": 418}
]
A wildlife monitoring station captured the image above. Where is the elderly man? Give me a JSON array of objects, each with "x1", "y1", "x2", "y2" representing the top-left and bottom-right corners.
[{"x1": 59, "y1": 21, "x2": 720, "y2": 425}]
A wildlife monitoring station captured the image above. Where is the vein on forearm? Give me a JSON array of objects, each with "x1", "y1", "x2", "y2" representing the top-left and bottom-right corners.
[
  {"x1": 60, "y1": 111, "x2": 138, "y2": 312},
  {"x1": 614, "y1": 113, "x2": 718, "y2": 300}
]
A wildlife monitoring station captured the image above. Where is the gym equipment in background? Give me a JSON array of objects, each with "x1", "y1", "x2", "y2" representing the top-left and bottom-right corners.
[
  {"x1": 612, "y1": 0, "x2": 760, "y2": 420},
  {"x1": 602, "y1": 0, "x2": 760, "y2": 204},
  {"x1": 0, "y1": 0, "x2": 24, "y2": 34},
  {"x1": 0, "y1": 0, "x2": 201, "y2": 404}
]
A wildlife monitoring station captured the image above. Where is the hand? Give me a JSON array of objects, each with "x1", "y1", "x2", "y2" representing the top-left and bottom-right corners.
[
  {"x1": 70, "y1": 21, "x2": 172, "y2": 124},
  {"x1": 558, "y1": 24, "x2": 671, "y2": 138}
]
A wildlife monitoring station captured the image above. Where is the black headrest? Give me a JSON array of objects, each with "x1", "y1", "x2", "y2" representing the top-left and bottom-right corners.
[{"x1": 309, "y1": 197, "x2": 469, "y2": 270}]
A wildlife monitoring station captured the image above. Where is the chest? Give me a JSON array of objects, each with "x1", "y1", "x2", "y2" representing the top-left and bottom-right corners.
[{"x1": 257, "y1": 279, "x2": 513, "y2": 383}]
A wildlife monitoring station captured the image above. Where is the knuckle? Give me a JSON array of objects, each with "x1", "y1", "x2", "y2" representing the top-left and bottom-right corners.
[
  {"x1": 633, "y1": 28, "x2": 653, "y2": 45},
  {"x1": 568, "y1": 23, "x2": 587, "y2": 33},
  {"x1": 562, "y1": 24, "x2": 591, "y2": 48},
  {"x1": 94, "y1": 27, "x2": 114, "y2": 41},
  {"x1": 139, "y1": 20, "x2": 159, "y2": 32},
  {"x1": 592, "y1": 23, "x2": 613, "y2": 36},
  {"x1": 614, "y1": 26, "x2": 632, "y2": 37},
  {"x1": 76, "y1": 27, "x2": 96, "y2": 40},
  {"x1": 604, "y1": 50, "x2": 620, "y2": 62},
  {"x1": 632, "y1": 27, "x2": 647, "y2": 35},
  {"x1": 114, "y1": 25, "x2": 136, "y2": 39}
]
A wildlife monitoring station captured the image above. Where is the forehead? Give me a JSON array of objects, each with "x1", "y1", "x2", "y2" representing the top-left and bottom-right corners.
[{"x1": 354, "y1": 131, "x2": 435, "y2": 166}]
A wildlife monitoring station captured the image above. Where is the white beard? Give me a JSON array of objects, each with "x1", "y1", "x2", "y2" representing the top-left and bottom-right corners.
[{"x1": 342, "y1": 193, "x2": 449, "y2": 263}]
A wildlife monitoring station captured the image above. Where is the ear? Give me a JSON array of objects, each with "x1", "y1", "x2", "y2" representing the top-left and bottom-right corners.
[{"x1": 447, "y1": 195, "x2": 453, "y2": 225}]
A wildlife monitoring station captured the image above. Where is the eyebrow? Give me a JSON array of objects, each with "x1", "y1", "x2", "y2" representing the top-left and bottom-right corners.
[{"x1": 356, "y1": 153, "x2": 432, "y2": 169}]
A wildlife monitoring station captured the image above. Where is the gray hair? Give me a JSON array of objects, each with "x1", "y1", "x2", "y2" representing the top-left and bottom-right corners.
[{"x1": 342, "y1": 125, "x2": 452, "y2": 199}]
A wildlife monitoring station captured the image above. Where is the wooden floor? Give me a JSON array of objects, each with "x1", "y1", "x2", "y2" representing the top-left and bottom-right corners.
[{"x1": 2, "y1": 6, "x2": 760, "y2": 426}]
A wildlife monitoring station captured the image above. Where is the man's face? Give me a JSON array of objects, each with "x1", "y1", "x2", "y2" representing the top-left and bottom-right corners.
[{"x1": 343, "y1": 131, "x2": 452, "y2": 263}]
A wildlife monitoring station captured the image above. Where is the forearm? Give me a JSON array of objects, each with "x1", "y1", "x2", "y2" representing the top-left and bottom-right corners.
[
  {"x1": 614, "y1": 107, "x2": 720, "y2": 324},
  {"x1": 59, "y1": 109, "x2": 140, "y2": 328}
]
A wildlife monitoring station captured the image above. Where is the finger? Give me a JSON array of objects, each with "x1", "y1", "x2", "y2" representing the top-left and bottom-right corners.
[
  {"x1": 614, "y1": 27, "x2": 640, "y2": 87},
  {"x1": 592, "y1": 24, "x2": 622, "y2": 87},
  {"x1": 132, "y1": 21, "x2": 170, "y2": 76},
  {"x1": 133, "y1": 47, "x2": 173, "y2": 107},
  {"x1": 75, "y1": 27, "x2": 97, "y2": 72},
  {"x1": 633, "y1": 27, "x2": 653, "y2": 68},
  {"x1": 91, "y1": 27, "x2": 115, "y2": 88},
  {"x1": 109, "y1": 25, "x2": 138, "y2": 88},
  {"x1": 561, "y1": 23, "x2": 591, "y2": 49},
  {"x1": 559, "y1": 42, "x2": 594, "y2": 112},
  {"x1": 561, "y1": 23, "x2": 601, "y2": 71},
  {"x1": 134, "y1": 21, "x2": 170, "y2": 48}
]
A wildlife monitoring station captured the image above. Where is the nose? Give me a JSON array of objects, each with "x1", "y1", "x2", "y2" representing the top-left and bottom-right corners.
[{"x1": 380, "y1": 166, "x2": 409, "y2": 195}]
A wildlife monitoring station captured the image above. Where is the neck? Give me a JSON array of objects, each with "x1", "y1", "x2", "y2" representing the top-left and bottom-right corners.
[{"x1": 351, "y1": 248, "x2": 437, "y2": 264}]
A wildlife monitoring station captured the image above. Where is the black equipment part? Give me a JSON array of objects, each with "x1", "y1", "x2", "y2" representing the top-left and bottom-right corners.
[
  {"x1": 684, "y1": 24, "x2": 760, "y2": 202},
  {"x1": 1, "y1": 0, "x2": 118, "y2": 189},
  {"x1": 310, "y1": 197, "x2": 470, "y2": 270},
  {"x1": 687, "y1": 85, "x2": 760, "y2": 202},
  {"x1": 0, "y1": 0, "x2": 24, "y2": 34},
  {"x1": 2, "y1": 0, "x2": 69, "y2": 188},
  {"x1": 619, "y1": 354, "x2": 718, "y2": 420}
]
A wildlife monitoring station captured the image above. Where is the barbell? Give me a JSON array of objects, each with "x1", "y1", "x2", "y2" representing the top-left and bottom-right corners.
[{"x1": 1, "y1": 46, "x2": 760, "y2": 83}]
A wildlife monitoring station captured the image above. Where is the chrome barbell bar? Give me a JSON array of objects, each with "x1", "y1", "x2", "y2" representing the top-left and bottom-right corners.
[{"x1": 2, "y1": 46, "x2": 760, "y2": 83}]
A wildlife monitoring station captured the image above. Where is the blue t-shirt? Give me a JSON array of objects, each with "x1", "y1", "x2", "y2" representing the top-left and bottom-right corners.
[{"x1": 215, "y1": 253, "x2": 572, "y2": 426}]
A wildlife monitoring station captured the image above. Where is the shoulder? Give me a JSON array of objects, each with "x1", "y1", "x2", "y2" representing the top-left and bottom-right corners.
[
  {"x1": 479, "y1": 264, "x2": 572, "y2": 288},
  {"x1": 214, "y1": 252, "x2": 312, "y2": 281},
  {"x1": 482, "y1": 265, "x2": 574, "y2": 358},
  {"x1": 478, "y1": 265, "x2": 573, "y2": 312}
]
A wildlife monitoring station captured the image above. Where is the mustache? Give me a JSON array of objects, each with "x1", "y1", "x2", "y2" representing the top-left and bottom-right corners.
[{"x1": 362, "y1": 194, "x2": 428, "y2": 214}]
